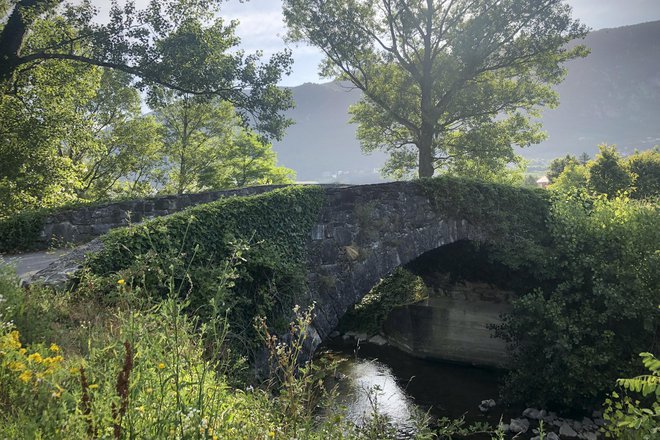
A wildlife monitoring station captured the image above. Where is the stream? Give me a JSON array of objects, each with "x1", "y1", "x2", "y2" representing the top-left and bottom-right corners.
[{"x1": 322, "y1": 340, "x2": 512, "y2": 438}]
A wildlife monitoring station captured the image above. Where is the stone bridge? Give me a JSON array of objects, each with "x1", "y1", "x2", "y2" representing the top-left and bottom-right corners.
[
  {"x1": 26, "y1": 181, "x2": 545, "y2": 361},
  {"x1": 304, "y1": 182, "x2": 489, "y2": 343}
]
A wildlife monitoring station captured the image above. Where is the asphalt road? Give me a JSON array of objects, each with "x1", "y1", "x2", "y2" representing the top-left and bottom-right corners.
[{"x1": 1, "y1": 249, "x2": 71, "y2": 282}]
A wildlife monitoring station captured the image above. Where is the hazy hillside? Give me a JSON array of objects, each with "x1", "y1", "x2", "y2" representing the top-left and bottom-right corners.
[
  {"x1": 534, "y1": 20, "x2": 660, "y2": 159},
  {"x1": 272, "y1": 20, "x2": 660, "y2": 182},
  {"x1": 273, "y1": 82, "x2": 386, "y2": 183}
]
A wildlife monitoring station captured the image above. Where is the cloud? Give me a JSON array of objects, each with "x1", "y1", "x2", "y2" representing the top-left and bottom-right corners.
[{"x1": 224, "y1": 9, "x2": 287, "y2": 51}]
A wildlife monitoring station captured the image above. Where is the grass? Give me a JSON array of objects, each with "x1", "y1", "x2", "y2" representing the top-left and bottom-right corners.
[{"x1": 0, "y1": 258, "x2": 445, "y2": 439}]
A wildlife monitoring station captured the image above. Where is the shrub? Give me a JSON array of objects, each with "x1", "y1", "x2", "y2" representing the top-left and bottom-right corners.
[
  {"x1": 0, "y1": 209, "x2": 47, "y2": 252},
  {"x1": 339, "y1": 268, "x2": 428, "y2": 335},
  {"x1": 81, "y1": 185, "x2": 325, "y2": 359},
  {"x1": 0, "y1": 264, "x2": 441, "y2": 439},
  {"x1": 626, "y1": 148, "x2": 660, "y2": 200},
  {"x1": 497, "y1": 192, "x2": 660, "y2": 410},
  {"x1": 0, "y1": 262, "x2": 356, "y2": 439}
]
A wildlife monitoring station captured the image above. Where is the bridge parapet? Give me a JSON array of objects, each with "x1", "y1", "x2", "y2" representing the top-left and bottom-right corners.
[{"x1": 33, "y1": 185, "x2": 289, "y2": 249}]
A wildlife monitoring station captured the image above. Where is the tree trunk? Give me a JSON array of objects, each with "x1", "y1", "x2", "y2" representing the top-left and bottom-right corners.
[
  {"x1": 0, "y1": 0, "x2": 61, "y2": 82},
  {"x1": 178, "y1": 110, "x2": 189, "y2": 195},
  {"x1": 417, "y1": 134, "x2": 434, "y2": 178},
  {"x1": 417, "y1": 1, "x2": 435, "y2": 179}
]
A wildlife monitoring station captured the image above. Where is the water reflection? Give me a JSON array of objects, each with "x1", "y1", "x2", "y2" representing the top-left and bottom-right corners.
[
  {"x1": 325, "y1": 341, "x2": 507, "y2": 437},
  {"x1": 335, "y1": 356, "x2": 418, "y2": 436}
]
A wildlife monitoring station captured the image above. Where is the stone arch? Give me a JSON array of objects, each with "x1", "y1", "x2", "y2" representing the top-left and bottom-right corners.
[{"x1": 304, "y1": 181, "x2": 489, "y2": 344}]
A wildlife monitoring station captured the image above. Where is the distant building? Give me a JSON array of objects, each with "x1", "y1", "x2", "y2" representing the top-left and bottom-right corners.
[{"x1": 536, "y1": 175, "x2": 550, "y2": 189}]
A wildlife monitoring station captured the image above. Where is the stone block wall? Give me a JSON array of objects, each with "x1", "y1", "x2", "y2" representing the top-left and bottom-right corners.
[
  {"x1": 382, "y1": 296, "x2": 511, "y2": 368},
  {"x1": 37, "y1": 185, "x2": 286, "y2": 248}
]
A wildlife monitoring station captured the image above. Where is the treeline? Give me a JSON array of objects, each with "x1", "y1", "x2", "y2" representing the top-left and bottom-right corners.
[
  {"x1": 546, "y1": 144, "x2": 660, "y2": 199},
  {"x1": 0, "y1": 66, "x2": 294, "y2": 216},
  {"x1": 0, "y1": 0, "x2": 295, "y2": 217}
]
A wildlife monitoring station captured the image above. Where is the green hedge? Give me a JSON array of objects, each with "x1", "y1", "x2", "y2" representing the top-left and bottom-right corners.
[
  {"x1": 419, "y1": 176, "x2": 550, "y2": 239},
  {"x1": 0, "y1": 210, "x2": 48, "y2": 253},
  {"x1": 83, "y1": 185, "x2": 325, "y2": 351}
]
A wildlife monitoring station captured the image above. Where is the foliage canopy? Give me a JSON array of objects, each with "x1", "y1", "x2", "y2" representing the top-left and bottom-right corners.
[
  {"x1": 0, "y1": 0, "x2": 293, "y2": 140},
  {"x1": 284, "y1": 0, "x2": 588, "y2": 178},
  {"x1": 156, "y1": 92, "x2": 295, "y2": 195},
  {"x1": 549, "y1": 145, "x2": 660, "y2": 200},
  {"x1": 497, "y1": 192, "x2": 660, "y2": 410}
]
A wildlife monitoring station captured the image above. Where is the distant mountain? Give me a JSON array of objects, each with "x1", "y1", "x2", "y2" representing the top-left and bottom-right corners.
[
  {"x1": 533, "y1": 20, "x2": 660, "y2": 159},
  {"x1": 272, "y1": 21, "x2": 660, "y2": 182},
  {"x1": 272, "y1": 82, "x2": 385, "y2": 183}
]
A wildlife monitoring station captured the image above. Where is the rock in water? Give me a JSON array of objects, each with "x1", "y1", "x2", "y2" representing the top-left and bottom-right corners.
[
  {"x1": 559, "y1": 422, "x2": 578, "y2": 438},
  {"x1": 523, "y1": 407, "x2": 542, "y2": 420},
  {"x1": 368, "y1": 335, "x2": 388, "y2": 346},
  {"x1": 478, "y1": 399, "x2": 496, "y2": 413},
  {"x1": 509, "y1": 418, "x2": 530, "y2": 434}
]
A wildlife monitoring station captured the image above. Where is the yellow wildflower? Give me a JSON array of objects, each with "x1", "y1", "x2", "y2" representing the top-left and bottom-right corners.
[
  {"x1": 51, "y1": 385, "x2": 64, "y2": 398},
  {"x1": 49, "y1": 343, "x2": 60, "y2": 353},
  {"x1": 158, "y1": 363, "x2": 166, "y2": 370},
  {"x1": 18, "y1": 370, "x2": 32, "y2": 383},
  {"x1": 117, "y1": 279, "x2": 125, "y2": 285},
  {"x1": 5, "y1": 330, "x2": 21, "y2": 349},
  {"x1": 8, "y1": 361, "x2": 25, "y2": 371},
  {"x1": 19, "y1": 348, "x2": 27, "y2": 355},
  {"x1": 43, "y1": 355, "x2": 64, "y2": 366},
  {"x1": 28, "y1": 352, "x2": 43, "y2": 364}
]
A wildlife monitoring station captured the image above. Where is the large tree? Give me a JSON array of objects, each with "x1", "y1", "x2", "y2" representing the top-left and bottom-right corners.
[
  {"x1": 547, "y1": 154, "x2": 579, "y2": 182},
  {"x1": 75, "y1": 69, "x2": 166, "y2": 199},
  {"x1": 0, "y1": 56, "x2": 100, "y2": 213},
  {"x1": 0, "y1": 57, "x2": 165, "y2": 212},
  {"x1": 0, "y1": 0, "x2": 293, "y2": 139},
  {"x1": 157, "y1": 92, "x2": 295, "y2": 194},
  {"x1": 284, "y1": 0, "x2": 588, "y2": 177},
  {"x1": 588, "y1": 144, "x2": 635, "y2": 198},
  {"x1": 626, "y1": 148, "x2": 660, "y2": 200},
  {"x1": 157, "y1": 93, "x2": 237, "y2": 194}
]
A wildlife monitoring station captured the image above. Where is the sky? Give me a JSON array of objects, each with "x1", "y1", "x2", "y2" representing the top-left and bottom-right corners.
[{"x1": 91, "y1": 0, "x2": 660, "y2": 87}]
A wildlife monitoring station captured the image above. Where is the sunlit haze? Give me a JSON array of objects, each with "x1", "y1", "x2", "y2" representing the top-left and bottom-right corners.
[{"x1": 88, "y1": 0, "x2": 660, "y2": 86}]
